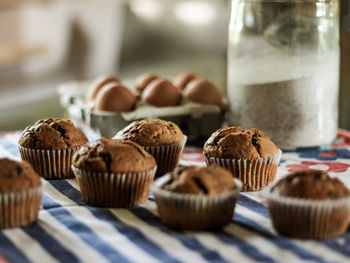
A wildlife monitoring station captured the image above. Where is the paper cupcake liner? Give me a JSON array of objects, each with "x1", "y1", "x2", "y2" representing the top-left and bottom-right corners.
[
  {"x1": 263, "y1": 187, "x2": 350, "y2": 239},
  {"x1": 0, "y1": 184, "x2": 43, "y2": 229},
  {"x1": 72, "y1": 166, "x2": 157, "y2": 208},
  {"x1": 151, "y1": 175, "x2": 242, "y2": 230},
  {"x1": 18, "y1": 145, "x2": 80, "y2": 179},
  {"x1": 205, "y1": 149, "x2": 282, "y2": 192},
  {"x1": 143, "y1": 136, "x2": 187, "y2": 176}
]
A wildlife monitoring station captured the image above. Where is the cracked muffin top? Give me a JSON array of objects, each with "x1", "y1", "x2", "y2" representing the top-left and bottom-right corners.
[
  {"x1": 163, "y1": 166, "x2": 236, "y2": 195},
  {"x1": 72, "y1": 138, "x2": 156, "y2": 173},
  {"x1": 19, "y1": 118, "x2": 89, "y2": 150},
  {"x1": 203, "y1": 126, "x2": 278, "y2": 160},
  {"x1": 115, "y1": 119, "x2": 184, "y2": 146},
  {"x1": 0, "y1": 158, "x2": 41, "y2": 193},
  {"x1": 271, "y1": 170, "x2": 350, "y2": 200}
]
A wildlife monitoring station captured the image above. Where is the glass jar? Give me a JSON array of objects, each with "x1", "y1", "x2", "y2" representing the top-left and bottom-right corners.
[{"x1": 227, "y1": 0, "x2": 339, "y2": 150}]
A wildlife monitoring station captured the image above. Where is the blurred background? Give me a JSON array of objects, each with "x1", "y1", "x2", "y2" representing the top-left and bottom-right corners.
[{"x1": 0, "y1": 0, "x2": 349, "y2": 131}]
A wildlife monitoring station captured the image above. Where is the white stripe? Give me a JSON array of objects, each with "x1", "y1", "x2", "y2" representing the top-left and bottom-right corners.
[
  {"x1": 224, "y1": 224, "x2": 304, "y2": 263},
  {"x1": 180, "y1": 160, "x2": 206, "y2": 167},
  {"x1": 3, "y1": 229, "x2": 59, "y2": 263},
  {"x1": 4, "y1": 133, "x2": 21, "y2": 145},
  {"x1": 236, "y1": 204, "x2": 350, "y2": 263},
  {"x1": 44, "y1": 183, "x2": 76, "y2": 206},
  {"x1": 147, "y1": 202, "x2": 301, "y2": 262},
  {"x1": 67, "y1": 178, "x2": 79, "y2": 189},
  {"x1": 66, "y1": 176, "x2": 350, "y2": 262},
  {"x1": 44, "y1": 183, "x2": 161, "y2": 263},
  {"x1": 235, "y1": 204, "x2": 273, "y2": 230},
  {"x1": 80, "y1": 182, "x2": 297, "y2": 263},
  {"x1": 68, "y1": 179, "x2": 212, "y2": 262},
  {"x1": 37, "y1": 210, "x2": 109, "y2": 263},
  {"x1": 242, "y1": 192, "x2": 265, "y2": 203},
  {"x1": 112, "y1": 208, "x2": 209, "y2": 263},
  {"x1": 187, "y1": 232, "x2": 255, "y2": 263},
  {"x1": 0, "y1": 144, "x2": 18, "y2": 160},
  {"x1": 142, "y1": 201, "x2": 257, "y2": 263}
]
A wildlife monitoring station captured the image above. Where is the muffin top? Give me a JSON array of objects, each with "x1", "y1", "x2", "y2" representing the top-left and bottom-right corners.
[
  {"x1": 19, "y1": 118, "x2": 89, "y2": 150},
  {"x1": 115, "y1": 119, "x2": 184, "y2": 146},
  {"x1": 73, "y1": 138, "x2": 156, "y2": 173},
  {"x1": 163, "y1": 166, "x2": 236, "y2": 195},
  {"x1": 204, "y1": 126, "x2": 278, "y2": 160},
  {"x1": 271, "y1": 170, "x2": 350, "y2": 200},
  {"x1": 0, "y1": 158, "x2": 41, "y2": 193}
]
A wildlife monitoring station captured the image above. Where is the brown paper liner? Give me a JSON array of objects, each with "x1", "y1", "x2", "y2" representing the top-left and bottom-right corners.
[
  {"x1": 18, "y1": 145, "x2": 81, "y2": 179},
  {"x1": 151, "y1": 175, "x2": 242, "y2": 230},
  {"x1": 143, "y1": 137, "x2": 187, "y2": 177},
  {"x1": 0, "y1": 184, "x2": 43, "y2": 229},
  {"x1": 72, "y1": 166, "x2": 156, "y2": 208},
  {"x1": 263, "y1": 187, "x2": 350, "y2": 239},
  {"x1": 205, "y1": 149, "x2": 282, "y2": 192}
]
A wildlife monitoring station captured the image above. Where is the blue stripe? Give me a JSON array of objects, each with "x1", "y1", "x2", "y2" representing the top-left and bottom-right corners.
[
  {"x1": 0, "y1": 231, "x2": 31, "y2": 263},
  {"x1": 130, "y1": 206, "x2": 281, "y2": 263},
  {"x1": 130, "y1": 207, "x2": 229, "y2": 263},
  {"x1": 149, "y1": 195, "x2": 279, "y2": 263},
  {"x1": 150, "y1": 194, "x2": 336, "y2": 262},
  {"x1": 214, "y1": 230, "x2": 277, "y2": 263},
  {"x1": 88, "y1": 208, "x2": 182, "y2": 263},
  {"x1": 42, "y1": 195, "x2": 130, "y2": 263},
  {"x1": 237, "y1": 195, "x2": 269, "y2": 218},
  {"x1": 322, "y1": 238, "x2": 350, "y2": 258},
  {"x1": 239, "y1": 194, "x2": 350, "y2": 258},
  {"x1": 47, "y1": 181, "x2": 182, "y2": 263},
  {"x1": 21, "y1": 223, "x2": 80, "y2": 263},
  {"x1": 233, "y1": 213, "x2": 334, "y2": 263}
]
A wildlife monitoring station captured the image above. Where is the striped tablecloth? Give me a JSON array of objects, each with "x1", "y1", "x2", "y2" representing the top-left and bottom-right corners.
[{"x1": 1, "y1": 130, "x2": 350, "y2": 263}]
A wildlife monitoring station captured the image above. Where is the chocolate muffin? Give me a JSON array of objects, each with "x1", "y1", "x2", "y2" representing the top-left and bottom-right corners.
[
  {"x1": 271, "y1": 169, "x2": 350, "y2": 200},
  {"x1": 73, "y1": 138, "x2": 156, "y2": 173},
  {"x1": 265, "y1": 170, "x2": 350, "y2": 239},
  {"x1": 0, "y1": 158, "x2": 41, "y2": 192},
  {"x1": 164, "y1": 166, "x2": 236, "y2": 195},
  {"x1": 0, "y1": 158, "x2": 42, "y2": 228},
  {"x1": 204, "y1": 126, "x2": 281, "y2": 191},
  {"x1": 204, "y1": 126, "x2": 278, "y2": 160},
  {"x1": 18, "y1": 118, "x2": 88, "y2": 179},
  {"x1": 72, "y1": 138, "x2": 156, "y2": 208},
  {"x1": 151, "y1": 166, "x2": 242, "y2": 230},
  {"x1": 115, "y1": 119, "x2": 186, "y2": 176},
  {"x1": 19, "y1": 118, "x2": 88, "y2": 150}
]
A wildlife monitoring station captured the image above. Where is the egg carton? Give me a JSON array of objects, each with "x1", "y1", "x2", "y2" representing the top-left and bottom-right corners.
[{"x1": 57, "y1": 81, "x2": 226, "y2": 142}]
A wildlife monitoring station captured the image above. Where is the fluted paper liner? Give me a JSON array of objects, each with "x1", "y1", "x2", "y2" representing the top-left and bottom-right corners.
[
  {"x1": 143, "y1": 136, "x2": 187, "y2": 177},
  {"x1": 0, "y1": 184, "x2": 43, "y2": 229},
  {"x1": 205, "y1": 149, "x2": 282, "y2": 192},
  {"x1": 72, "y1": 166, "x2": 156, "y2": 208},
  {"x1": 18, "y1": 145, "x2": 81, "y2": 179},
  {"x1": 151, "y1": 175, "x2": 242, "y2": 230},
  {"x1": 263, "y1": 185, "x2": 350, "y2": 239}
]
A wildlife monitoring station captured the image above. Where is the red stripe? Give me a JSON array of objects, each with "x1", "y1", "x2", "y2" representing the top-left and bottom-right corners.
[{"x1": 0, "y1": 254, "x2": 9, "y2": 263}]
